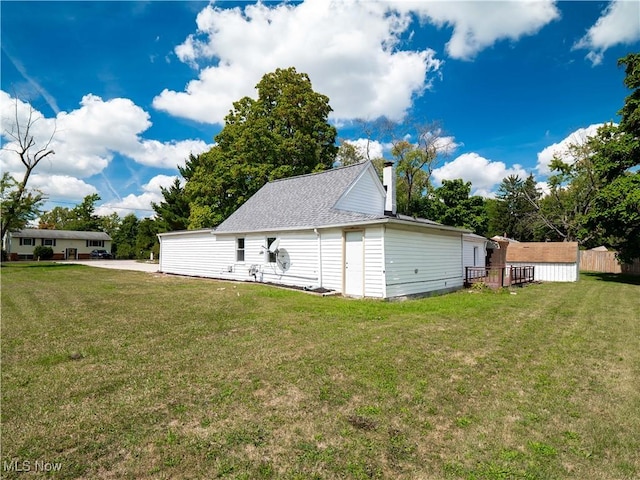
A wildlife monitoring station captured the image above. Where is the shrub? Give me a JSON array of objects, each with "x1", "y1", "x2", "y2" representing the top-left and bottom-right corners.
[
  {"x1": 33, "y1": 246, "x2": 54, "y2": 260},
  {"x1": 470, "y1": 281, "x2": 489, "y2": 292}
]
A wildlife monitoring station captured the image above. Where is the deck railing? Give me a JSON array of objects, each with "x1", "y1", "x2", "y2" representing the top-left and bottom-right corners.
[{"x1": 465, "y1": 266, "x2": 535, "y2": 288}]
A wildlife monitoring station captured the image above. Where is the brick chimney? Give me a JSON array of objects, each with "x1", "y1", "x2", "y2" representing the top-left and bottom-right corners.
[{"x1": 383, "y1": 161, "x2": 397, "y2": 216}]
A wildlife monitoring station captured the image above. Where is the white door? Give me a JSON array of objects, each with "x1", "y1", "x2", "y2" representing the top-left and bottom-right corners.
[{"x1": 345, "y1": 231, "x2": 364, "y2": 296}]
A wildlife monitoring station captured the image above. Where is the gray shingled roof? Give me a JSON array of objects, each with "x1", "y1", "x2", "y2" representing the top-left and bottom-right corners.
[
  {"x1": 12, "y1": 229, "x2": 112, "y2": 241},
  {"x1": 215, "y1": 162, "x2": 383, "y2": 233}
]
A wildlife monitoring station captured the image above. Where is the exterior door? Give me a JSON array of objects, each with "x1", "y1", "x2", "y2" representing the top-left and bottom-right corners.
[
  {"x1": 345, "y1": 231, "x2": 364, "y2": 296},
  {"x1": 66, "y1": 248, "x2": 78, "y2": 260}
]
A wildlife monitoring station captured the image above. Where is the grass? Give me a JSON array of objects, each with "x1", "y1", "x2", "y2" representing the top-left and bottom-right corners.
[{"x1": 1, "y1": 262, "x2": 639, "y2": 479}]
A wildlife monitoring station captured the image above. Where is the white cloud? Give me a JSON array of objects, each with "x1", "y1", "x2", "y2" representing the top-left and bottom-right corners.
[
  {"x1": 1, "y1": 91, "x2": 212, "y2": 179},
  {"x1": 574, "y1": 0, "x2": 640, "y2": 66},
  {"x1": 432, "y1": 152, "x2": 528, "y2": 197},
  {"x1": 95, "y1": 174, "x2": 179, "y2": 218},
  {"x1": 1, "y1": 91, "x2": 211, "y2": 219},
  {"x1": 155, "y1": 0, "x2": 561, "y2": 125},
  {"x1": 536, "y1": 181, "x2": 551, "y2": 197},
  {"x1": 402, "y1": 0, "x2": 560, "y2": 60},
  {"x1": 536, "y1": 123, "x2": 605, "y2": 175},
  {"x1": 29, "y1": 174, "x2": 98, "y2": 200},
  {"x1": 127, "y1": 139, "x2": 211, "y2": 169},
  {"x1": 153, "y1": 0, "x2": 442, "y2": 124}
]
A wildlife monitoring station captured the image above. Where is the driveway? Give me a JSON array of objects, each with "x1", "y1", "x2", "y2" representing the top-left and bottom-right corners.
[{"x1": 58, "y1": 259, "x2": 160, "y2": 273}]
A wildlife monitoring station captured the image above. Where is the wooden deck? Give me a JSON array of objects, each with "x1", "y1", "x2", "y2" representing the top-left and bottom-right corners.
[{"x1": 465, "y1": 266, "x2": 535, "y2": 288}]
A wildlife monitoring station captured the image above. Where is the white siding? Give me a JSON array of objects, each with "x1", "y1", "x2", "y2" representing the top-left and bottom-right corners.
[
  {"x1": 509, "y1": 262, "x2": 578, "y2": 282},
  {"x1": 160, "y1": 224, "x2": 469, "y2": 298},
  {"x1": 462, "y1": 236, "x2": 487, "y2": 276},
  {"x1": 159, "y1": 231, "x2": 227, "y2": 277},
  {"x1": 334, "y1": 166, "x2": 385, "y2": 215},
  {"x1": 319, "y1": 229, "x2": 344, "y2": 293},
  {"x1": 364, "y1": 226, "x2": 385, "y2": 298},
  {"x1": 384, "y1": 227, "x2": 464, "y2": 298},
  {"x1": 160, "y1": 230, "x2": 321, "y2": 288},
  {"x1": 241, "y1": 231, "x2": 319, "y2": 287}
]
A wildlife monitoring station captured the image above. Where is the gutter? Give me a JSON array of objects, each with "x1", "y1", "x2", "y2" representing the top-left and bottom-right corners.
[{"x1": 213, "y1": 217, "x2": 470, "y2": 237}]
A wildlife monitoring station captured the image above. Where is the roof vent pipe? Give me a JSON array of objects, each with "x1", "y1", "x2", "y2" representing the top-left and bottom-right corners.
[{"x1": 383, "y1": 161, "x2": 397, "y2": 216}]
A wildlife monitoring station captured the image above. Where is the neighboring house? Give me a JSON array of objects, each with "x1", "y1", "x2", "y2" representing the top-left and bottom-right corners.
[
  {"x1": 5, "y1": 229, "x2": 112, "y2": 261},
  {"x1": 505, "y1": 241, "x2": 579, "y2": 282},
  {"x1": 158, "y1": 161, "x2": 470, "y2": 299}
]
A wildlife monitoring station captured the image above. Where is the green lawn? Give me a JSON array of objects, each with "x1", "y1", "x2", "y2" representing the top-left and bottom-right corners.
[{"x1": 1, "y1": 263, "x2": 639, "y2": 479}]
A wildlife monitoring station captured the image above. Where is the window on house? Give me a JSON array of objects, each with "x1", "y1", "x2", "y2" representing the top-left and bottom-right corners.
[
  {"x1": 266, "y1": 237, "x2": 277, "y2": 263},
  {"x1": 42, "y1": 238, "x2": 56, "y2": 246},
  {"x1": 87, "y1": 240, "x2": 104, "y2": 247},
  {"x1": 19, "y1": 238, "x2": 35, "y2": 246},
  {"x1": 473, "y1": 246, "x2": 479, "y2": 266},
  {"x1": 236, "y1": 238, "x2": 245, "y2": 262}
]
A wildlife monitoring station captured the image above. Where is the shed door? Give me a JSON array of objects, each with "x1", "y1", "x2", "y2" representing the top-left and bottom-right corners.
[{"x1": 345, "y1": 231, "x2": 364, "y2": 296}]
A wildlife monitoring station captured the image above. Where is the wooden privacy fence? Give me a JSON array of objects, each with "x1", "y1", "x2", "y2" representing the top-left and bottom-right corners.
[
  {"x1": 580, "y1": 251, "x2": 640, "y2": 275},
  {"x1": 465, "y1": 266, "x2": 535, "y2": 288}
]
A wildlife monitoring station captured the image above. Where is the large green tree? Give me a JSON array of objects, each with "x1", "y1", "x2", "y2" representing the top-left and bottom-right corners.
[
  {"x1": 419, "y1": 179, "x2": 488, "y2": 235},
  {"x1": 185, "y1": 67, "x2": 337, "y2": 228},
  {"x1": 584, "y1": 53, "x2": 640, "y2": 262}
]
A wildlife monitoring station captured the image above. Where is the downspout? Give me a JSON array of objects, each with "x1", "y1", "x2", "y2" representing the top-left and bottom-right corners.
[
  {"x1": 314, "y1": 228, "x2": 323, "y2": 287},
  {"x1": 381, "y1": 225, "x2": 387, "y2": 299}
]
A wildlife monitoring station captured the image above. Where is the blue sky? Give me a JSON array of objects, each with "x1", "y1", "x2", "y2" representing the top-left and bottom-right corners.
[{"x1": 1, "y1": 0, "x2": 638, "y2": 217}]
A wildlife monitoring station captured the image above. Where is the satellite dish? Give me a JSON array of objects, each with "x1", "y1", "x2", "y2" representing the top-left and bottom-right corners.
[
  {"x1": 268, "y1": 238, "x2": 280, "y2": 253},
  {"x1": 276, "y1": 248, "x2": 290, "y2": 271}
]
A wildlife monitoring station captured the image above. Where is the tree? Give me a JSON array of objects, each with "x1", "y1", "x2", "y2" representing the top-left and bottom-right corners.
[
  {"x1": 489, "y1": 174, "x2": 541, "y2": 241},
  {"x1": 385, "y1": 122, "x2": 454, "y2": 216},
  {"x1": 39, "y1": 205, "x2": 76, "y2": 229},
  {"x1": 335, "y1": 141, "x2": 367, "y2": 166},
  {"x1": 583, "y1": 53, "x2": 640, "y2": 262},
  {"x1": 391, "y1": 140, "x2": 432, "y2": 215},
  {"x1": 536, "y1": 54, "x2": 640, "y2": 260},
  {"x1": 537, "y1": 143, "x2": 602, "y2": 245},
  {"x1": 135, "y1": 218, "x2": 159, "y2": 260},
  {"x1": 99, "y1": 212, "x2": 122, "y2": 240},
  {"x1": 185, "y1": 67, "x2": 338, "y2": 228},
  {"x1": 151, "y1": 178, "x2": 190, "y2": 232},
  {"x1": 38, "y1": 194, "x2": 102, "y2": 231},
  {"x1": 69, "y1": 194, "x2": 102, "y2": 231},
  {"x1": 1, "y1": 96, "x2": 55, "y2": 241},
  {"x1": 112, "y1": 214, "x2": 139, "y2": 259},
  {"x1": 1, "y1": 172, "x2": 44, "y2": 235},
  {"x1": 420, "y1": 179, "x2": 488, "y2": 235}
]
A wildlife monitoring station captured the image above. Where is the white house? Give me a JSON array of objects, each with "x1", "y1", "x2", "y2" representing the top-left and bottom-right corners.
[
  {"x1": 158, "y1": 161, "x2": 470, "y2": 299},
  {"x1": 5, "y1": 229, "x2": 112, "y2": 261}
]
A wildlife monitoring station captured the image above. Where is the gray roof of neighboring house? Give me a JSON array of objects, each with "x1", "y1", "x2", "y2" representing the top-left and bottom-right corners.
[
  {"x1": 11, "y1": 229, "x2": 112, "y2": 241},
  {"x1": 215, "y1": 161, "x2": 384, "y2": 234}
]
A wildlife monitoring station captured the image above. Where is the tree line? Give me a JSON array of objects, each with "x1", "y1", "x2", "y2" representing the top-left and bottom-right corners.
[{"x1": 2, "y1": 57, "x2": 639, "y2": 262}]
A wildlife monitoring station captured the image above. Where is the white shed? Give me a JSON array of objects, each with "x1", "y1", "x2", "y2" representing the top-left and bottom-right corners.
[
  {"x1": 158, "y1": 161, "x2": 469, "y2": 299},
  {"x1": 506, "y1": 242, "x2": 579, "y2": 282}
]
